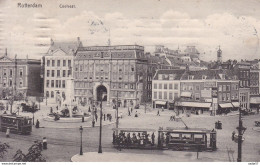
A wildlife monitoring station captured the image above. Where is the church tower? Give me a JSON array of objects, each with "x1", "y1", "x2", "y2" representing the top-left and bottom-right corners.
[{"x1": 217, "y1": 46, "x2": 222, "y2": 63}]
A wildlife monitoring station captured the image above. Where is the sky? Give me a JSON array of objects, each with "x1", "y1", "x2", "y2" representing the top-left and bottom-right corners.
[{"x1": 0, "y1": 0, "x2": 260, "y2": 61}]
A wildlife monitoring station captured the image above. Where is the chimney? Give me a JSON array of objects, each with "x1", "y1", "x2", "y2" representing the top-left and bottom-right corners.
[{"x1": 5, "y1": 48, "x2": 7, "y2": 56}]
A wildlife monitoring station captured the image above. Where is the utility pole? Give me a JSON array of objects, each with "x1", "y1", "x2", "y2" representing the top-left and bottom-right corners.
[
  {"x1": 237, "y1": 108, "x2": 243, "y2": 162},
  {"x1": 116, "y1": 91, "x2": 119, "y2": 135}
]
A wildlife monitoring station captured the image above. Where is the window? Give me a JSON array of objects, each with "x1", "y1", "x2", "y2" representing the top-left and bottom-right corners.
[
  {"x1": 158, "y1": 74, "x2": 163, "y2": 80},
  {"x1": 19, "y1": 79, "x2": 23, "y2": 88},
  {"x1": 164, "y1": 92, "x2": 167, "y2": 99},
  {"x1": 169, "y1": 92, "x2": 173, "y2": 100},
  {"x1": 62, "y1": 80, "x2": 66, "y2": 88},
  {"x1": 63, "y1": 70, "x2": 66, "y2": 77},
  {"x1": 51, "y1": 91, "x2": 54, "y2": 98},
  {"x1": 57, "y1": 70, "x2": 60, "y2": 77},
  {"x1": 223, "y1": 85, "x2": 226, "y2": 91},
  {"x1": 68, "y1": 60, "x2": 71, "y2": 67},
  {"x1": 218, "y1": 85, "x2": 222, "y2": 91},
  {"x1": 227, "y1": 93, "x2": 230, "y2": 101},
  {"x1": 119, "y1": 75, "x2": 122, "y2": 80},
  {"x1": 19, "y1": 69, "x2": 23, "y2": 76},
  {"x1": 174, "y1": 92, "x2": 178, "y2": 99},
  {"x1": 202, "y1": 75, "x2": 207, "y2": 80},
  {"x1": 52, "y1": 70, "x2": 55, "y2": 77},
  {"x1": 80, "y1": 65, "x2": 83, "y2": 71},
  {"x1": 226, "y1": 85, "x2": 230, "y2": 91},
  {"x1": 56, "y1": 80, "x2": 58, "y2": 88},
  {"x1": 3, "y1": 79, "x2": 6, "y2": 87},
  {"x1": 222, "y1": 93, "x2": 226, "y2": 101},
  {"x1": 124, "y1": 84, "x2": 128, "y2": 89},
  {"x1": 52, "y1": 60, "x2": 55, "y2": 67},
  {"x1": 47, "y1": 60, "x2": 50, "y2": 66},
  {"x1": 57, "y1": 60, "x2": 60, "y2": 67},
  {"x1": 195, "y1": 85, "x2": 200, "y2": 90},
  {"x1": 195, "y1": 93, "x2": 200, "y2": 101},
  {"x1": 130, "y1": 84, "x2": 134, "y2": 89},
  {"x1": 164, "y1": 84, "x2": 167, "y2": 89},
  {"x1": 219, "y1": 93, "x2": 222, "y2": 101},
  {"x1": 169, "y1": 74, "x2": 174, "y2": 80},
  {"x1": 159, "y1": 92, "x2": 162, "y2": 99},
  {"x1": 188, "y1": 75, "x2": 194, "y2": 80},
  {"x1": 154, "y1": 92, "x2": 157, "y2": 99},
  {"x1": 154, "y1": 83, "x2": 157, "y2": 89},
  {"x1": 9, "y1": 79, "x2": 12, "y2": 86},
  {"x1": 174, "y1": 83, "x2": 178, "y2": 90},
  {"x1": 47, "y1": 70, "x2": 50, "y2": 77},
  {"x1": 189, "y1": 85, "x2": 193, "y2": 90},
  {"x1": 159, "y1": 83, "x2": 162, "y2": 89},
  {"x1": 46, "y1": 91, "x2": 49, "y2": 98},
  {"x1": 46, "y1": 80, "x2": 49, "y2": 87},
  {"x1": 169, "y1": 84, "x2": 173, "y2": 89},
  {"x1": 9, "y1": 69, "x2": 12, "y2": 76},
  {"x1": 131, "y1": 65, "x2": 135, "y2": 72},
  {"x1": 63, "y1": 60, "x2": 66, "y2": 67},
  {"x1": 68, "y1": 69, "x2": 71, "y2": 76},
  {"x1": 51, "y1": 80, "x2": 54, "y2": 87}
]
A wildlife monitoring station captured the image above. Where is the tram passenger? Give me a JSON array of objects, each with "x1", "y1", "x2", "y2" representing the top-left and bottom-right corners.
[{"x1": 151, "y1": 132, "x2": 155, "y2": 145}]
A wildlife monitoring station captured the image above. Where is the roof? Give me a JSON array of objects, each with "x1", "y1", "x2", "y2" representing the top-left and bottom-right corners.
[
  {"x1": 47, "y1": 39, "x2": 83, "y2": 56},
  {"x1": 153, "y1": 69, "x2": 186, "y2": 80}
]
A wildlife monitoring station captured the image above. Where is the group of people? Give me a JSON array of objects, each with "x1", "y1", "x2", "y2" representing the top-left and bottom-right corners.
[
  {"x1": 113, "y1": 131, "x2": 155, "y2": 147},
  {"x1": 33, "y1": 137, "x2": 48, "y2": 150}
]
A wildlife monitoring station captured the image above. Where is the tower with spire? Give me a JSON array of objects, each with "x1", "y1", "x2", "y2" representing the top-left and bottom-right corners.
[{"x1": 217, "y1": 45, "x2": 222, "y2": 64}]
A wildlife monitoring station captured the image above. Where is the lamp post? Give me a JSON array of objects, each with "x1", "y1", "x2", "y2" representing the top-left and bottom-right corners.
[
  {"x1": 98, "y1": 80, "x2": 103, "y2": 153},
  {"x1": 79, "y1": 126, "x2": 83, "y2": 155},
  {"x1": 236, "y1": 107, "x2": 246, "y2": 162}
]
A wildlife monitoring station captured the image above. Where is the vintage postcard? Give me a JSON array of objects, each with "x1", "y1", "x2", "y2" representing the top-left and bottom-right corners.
[{"x1": 0, "y1": 0, "x2": 259, "y2": 163}]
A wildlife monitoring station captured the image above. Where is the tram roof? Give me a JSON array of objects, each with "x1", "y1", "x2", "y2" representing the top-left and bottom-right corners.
[
  {"x1": 112, "y1": 128, "x2": 156, "y2": 132},
  {"x1": 0, "y1": 114, "x2": 31, "y2": 119},
  {"x1": 159, "y1": 127, "x2": 212, "y2": 133}
]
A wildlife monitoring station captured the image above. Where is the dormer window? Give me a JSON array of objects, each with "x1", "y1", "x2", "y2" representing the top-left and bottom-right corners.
[
  {"x1": 188, "y1": 75, "x2": 194, "y2": 80},
  {"x1": 219, "y1": 74, "x2": 226, "y2": 79},
  {"x1": 158, "y1": 74, "x2": 163, "y2": 80},
  {"x1": 202, "y1": 75, "x2": 207, "y2": 80}
]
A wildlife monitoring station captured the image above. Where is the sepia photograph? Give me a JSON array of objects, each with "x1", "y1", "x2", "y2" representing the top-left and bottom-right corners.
[{"x1": 0, "y1": 0, "x2": 260, "y2": 163}]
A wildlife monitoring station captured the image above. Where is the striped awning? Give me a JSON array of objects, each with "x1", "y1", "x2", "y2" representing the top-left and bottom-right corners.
[
  {"x1": 232, "y1": 102, "x2": 240, "y2": 107},
  {"x1": 219, "y1": 103, "x2": 233, "y2": 108},
  {"x1": 250, "y1": 97, "x2": 260, "y2": 104}
]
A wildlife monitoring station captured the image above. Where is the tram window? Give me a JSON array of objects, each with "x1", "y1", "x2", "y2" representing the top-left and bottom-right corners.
[
  {"x1": 182, "y1": 134, "x2": 192, "y2": 140},
  {"x1": 194, "y1": 134, "x2": 204, "y2": 142},
  {"x1": 170, "y1": 133, "x2": 181, "y2": 139}
]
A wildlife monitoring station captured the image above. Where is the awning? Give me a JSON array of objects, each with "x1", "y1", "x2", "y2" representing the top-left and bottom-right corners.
[
  {"x1": 250, "y1": 97, "x2": 260, "y2": 104},
  {"x1": 155, "y1": 101, "x2": 167, "y2": 105},
  {"x1": 181, "y1": 102, "x2": 211, "y2": 108},
  {"x1": 219, "y1": 103, "x2": 233, "y2": 108},
  {"x1": 181, "y1": 92, "x2": 192, "y2": 97},
  {"x1": 232, "y1": 102, "x2": 240, "y2": 107}
]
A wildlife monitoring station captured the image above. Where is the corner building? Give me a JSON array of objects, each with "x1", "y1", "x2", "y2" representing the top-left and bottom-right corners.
[{"x1": 74, "y1": 45, "x2": 148, "y2": 107}]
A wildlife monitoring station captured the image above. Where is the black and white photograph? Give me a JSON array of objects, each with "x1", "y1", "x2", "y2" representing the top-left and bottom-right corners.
[{"x1": 0, "y1": 0, "x2": 260, "y2": 163}]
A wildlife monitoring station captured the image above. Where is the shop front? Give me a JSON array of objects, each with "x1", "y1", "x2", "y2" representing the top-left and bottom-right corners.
[
  {"x1": 218, "y1": 103, "x2": 233, "y2": 115},
  {"x1": 175, "y1": 101, "x2": 211, "y2": 114},
  {"x1": 154, "y1": 100, "x2": 167, "y2": 109},
  {"x1": 250, "y1": 97, "x2": 260, "y2": 113}
]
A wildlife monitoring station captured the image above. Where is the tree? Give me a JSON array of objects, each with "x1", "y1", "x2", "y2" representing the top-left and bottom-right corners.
[
  {"x1": 0, "y1": 142, "x2": 10, "y2": 159},
  {"x1": 13, "y1": 142, "x2": 46, "y2": 162}
]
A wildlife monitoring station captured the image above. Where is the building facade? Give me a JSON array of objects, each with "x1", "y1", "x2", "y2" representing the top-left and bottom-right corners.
[
  {"x1": 43, "y1": 38, "x2": 82, "y2": 104},
  {"x1": 74, "y1": 45, "x2": 148, "y2": 107},
  {"x1": 0, "y1": 50, "x2": 41, "y2": 99}
]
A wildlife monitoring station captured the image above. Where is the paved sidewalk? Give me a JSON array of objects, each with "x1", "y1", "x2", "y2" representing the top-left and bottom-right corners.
[{"x1": 70, "y1": 151, "x2": 217, "y2": 162}]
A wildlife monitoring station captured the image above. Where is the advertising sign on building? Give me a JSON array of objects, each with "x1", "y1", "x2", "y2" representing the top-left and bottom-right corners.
[
  {"x1": 201, "y1": 90, "x2": 212, "y2": 98},
  {"x1": 204, "y1": 81, "x2": 217, "y2": 88},
  {"x1": 212, "y1": 87, "x2": 218, "y2": 98}
]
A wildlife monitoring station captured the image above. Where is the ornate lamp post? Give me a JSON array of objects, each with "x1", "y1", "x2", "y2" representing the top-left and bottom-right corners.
[
  {"x1": 79, "y1": 126, "x2": 83, "y2": 155},
  {"x1": 98, "y1": 80, "x2": 103, "y2": 153},
  {"x1": 236, "y1": 107, "x2": 247, "y2": 162}
]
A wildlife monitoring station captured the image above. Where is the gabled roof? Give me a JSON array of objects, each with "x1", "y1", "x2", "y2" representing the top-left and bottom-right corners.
[
  {"x1": 153, "y1": 69, "x2": 186, "y2": 80},
  {"x1": 47, "y1": 39, "x2": 83, "y2": 56}
]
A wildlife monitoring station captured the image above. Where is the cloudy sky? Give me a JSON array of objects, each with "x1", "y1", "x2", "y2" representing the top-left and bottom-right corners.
[{"x1": 1, "y1": 0, "x2": 260, "y2": 61}]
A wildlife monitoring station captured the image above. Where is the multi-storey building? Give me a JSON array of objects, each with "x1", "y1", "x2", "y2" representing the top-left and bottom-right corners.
[
  {"x1": 0, "y1": 49, "x2": 41, "y2": 99},
  {"x1": 43, "y1": 38, "x2": 82, "y2": 104},
  {"x1": 74, "y1": 45, "x2": 148, "y2": 107},
  {"x1": 152, "y1": 68, "x2": 240, "y2": 115},
  {"x1": 249, "y1": 69, "x2": 260, "y2": 111}
]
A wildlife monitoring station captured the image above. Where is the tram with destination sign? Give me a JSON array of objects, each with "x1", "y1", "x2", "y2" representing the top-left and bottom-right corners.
[{"x1": 0, "y1": 114, "x2": 32, "y2": 135}]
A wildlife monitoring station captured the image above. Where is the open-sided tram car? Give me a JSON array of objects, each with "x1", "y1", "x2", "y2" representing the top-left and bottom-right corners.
[
  {"x1": 0, "y1": 114, "x2": 32, "y2": 135},
  {"x1": 112, "y1": 128, "x2": 156, "y2": 149}
]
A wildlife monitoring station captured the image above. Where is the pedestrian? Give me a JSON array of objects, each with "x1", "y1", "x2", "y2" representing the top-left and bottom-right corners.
[
  {"x1": 113, "y1": 131, "x2": 116, "y2": 144},
  {"x1": 131, "y1": 107, "x2": 133, "y2": 113},
  {"x1": 42, "y1": 137, "x2": 47, "y2": 150},
  {"x1": 88, "y1": 106, "x2": 91, "y2": 112},
  {"x1": 95, "y1": 114, "x2": 98, "y2": 122},
  {"x1": 35, "y1": 119, "x2": 40, "y2": 128},
  {"x1": 6, "y1": 127, "x2": 10, "y2": 138},
  {"x1": 232, "y1": 131, "x2": 235, "y2": 141},
  {"x1": 104, "y1": 113, "x2": 106, "y2": 121},
  {"x1": 151, "y1": 132, "x2": 155, "y2": 146},
  {"x1": 135, "y1": 111, "x2": 138, "y2": 117},
  {"x1": 92, "y1": 120, "x2": 95, "y2": 127},
  {"x1": 157, "y1": 109, "x2": 160, "y2": 116},
  {"x1": 38, "y1": 141, "x2": 43, "y2": 151},
  {"x1": 50, "y1": 107, "x2": 53, "y2": 114},
  {"x1": 128, "y1": 109, "x2": 131, "y2": 116},
  {"x1": 56, "y1": 106, "x2": 58, "y2": 111},
  {"x1": 161, "y1": 107, "x2": 164, "y2": 112}
]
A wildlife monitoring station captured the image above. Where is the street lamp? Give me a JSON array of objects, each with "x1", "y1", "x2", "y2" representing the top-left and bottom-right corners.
[
  {"x1": 236, "y1": 107, "x2": 247, "y2": 162},
  {"x1": 98, "y1": 80, "x2": 103, "y2": 153},
  {"x1": 79, "y1": 126, "x2": 83, "y2": 155}
]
